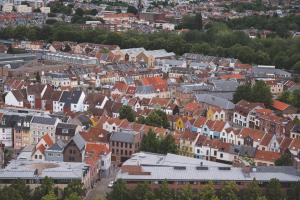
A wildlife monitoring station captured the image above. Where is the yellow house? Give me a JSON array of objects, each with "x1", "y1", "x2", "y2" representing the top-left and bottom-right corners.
[
  {"x1": 207, "y1": 106, "x2": 226, "y2": 122},
  {"x1": 179, "y1": 131, "x2": 199, "y2": 157}
]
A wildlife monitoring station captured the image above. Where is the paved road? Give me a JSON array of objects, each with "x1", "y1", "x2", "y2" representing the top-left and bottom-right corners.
[{"x1": 85, "y1": 166, "x2": 118, "y2": 200}]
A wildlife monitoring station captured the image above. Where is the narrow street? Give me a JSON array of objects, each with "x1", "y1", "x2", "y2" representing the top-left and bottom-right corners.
[{"x1": 85, "y1": 166, "x2": 118, "y2": 200}]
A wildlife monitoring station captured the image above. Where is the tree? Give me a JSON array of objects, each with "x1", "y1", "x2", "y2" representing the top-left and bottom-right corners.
[
  {"x1": 294, "y1": 61, "x2": 300, "y2": 73},
  {"x1": 65, "y1": 193, "x2": 83, "y2": 200},
  {"x1": 41, "y1": 190, "x2": 57, "y2": 200},
  {"x1": 63, "y1": 180, "x2": 86, "y2": 199},
  {"x1": 287, "y1": 181, "x2": 300, "y2": 200},
  {"x1": 75, "y1": 8, "x2": 84, "y2": 17},
  {"x1": 220, "y1": 181, "x2": 239, "y2": 200},
  {"x1": 10, "y1": 179, "x2": 32, "y2": 200},
  {"x1": 265, "y1": 178, "x2": 284, "y2": 200},
  {"x1": 131, "y1": 182, "x2": 154, "y2": 200},
  {"x1": 106, "y1": 180, "x2": 130, "y2": 200},
  {"x1": 195, "y1": 13, "x2": 203, "y2": 30},
  {"x1": 160, "y1": 134, "x2": 178, "y2": 154},
  {"x1": 252, "y1": 81, "x2": 272, "y2": 107},
  {"x1": 241, "y1": 179, "x2": 262, "y2": 200},
  {"x1": 90, "y1": 9, "x2": 98, "y2": 16},
  {"x1": 145, "y1": 110, "x2": 169, "y2": 128},
  {"x1": 119, "y1": 105, "x2": 135, "y2": 122},
  {"x1": 233, "y1": 84, "x2": 252, "y2": 103},
  {"x1": 155, "y1": 180, "x2": 172, "y2": 200},
  {"x1": 36, "y1": 71, "x2": 41, "y2": 83},
  {"x1": 275, "y1": 152, "x2": 293, "y2": 166},
  {"x1": 233, "y1": 81, "x2": 272, "y2": 107},
  {"x1": 0, "y1": 186, "x2": 23, "y2": 200},
  {"x1": 140, "y1": 129, "x2": 160, "y2": 153},
  {"x1": 127, "y1": 6, "x2": 138, "y2": 15},
  {"x1": 176, "y1": 185, "x2": 194, "y2": 200},
  {"x1": 199, "y1": 181, "x2": 218, "y2": 200},
  {"x1": 32, "y1": 177, "x2": 54, "y2": 200}
]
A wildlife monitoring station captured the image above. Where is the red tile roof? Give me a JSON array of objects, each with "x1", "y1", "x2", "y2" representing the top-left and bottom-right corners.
[
  {"x1": 205, "y1": 120, "x2": 226, "y2": 132},
  {"x1": 239, "y1": 128, "x2": 265, "y2": 142},
  {"x1": 36, "y1": 144, "x2": 46, "y2": 154},
  {"x1": 42, "y1": 133, "x2": 54, "y2": 147},
  {"x1": 193, "y1": 116, "x2": 207, "y2": 128},
  {"x1": 272, "y1": 100, "x2": 290, "y2": 111},
  {"x1": 255, "y1": 150, "x2": 281, "y2": 162},
  {"x1": 220, "y1": 74, "x2": 245, "y2": 80}
]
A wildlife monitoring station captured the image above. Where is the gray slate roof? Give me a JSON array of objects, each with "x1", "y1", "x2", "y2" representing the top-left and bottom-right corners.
[
  {"x1": 196, "y1": 94, "x2": 235, "y2": 110},
  {"x1": 110, "y1": 131, "x2": 135, "y2": 144},
  {"x1": 31, "y1": 116, "x2": 57, "y2": 125},
  {"x1": 136, "y1": 85, "x2": 156, "y2": 94},
  {"x1": 212, "y1": 80, "x2": 239, "y2": 92}
]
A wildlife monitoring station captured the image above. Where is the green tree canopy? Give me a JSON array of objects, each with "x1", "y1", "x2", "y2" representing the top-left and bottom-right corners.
[
  {"x1": 144, "y1": 110, "x2": 169, "y2": 128},
  {"x1": 42, "y1": 190, "x2": 57, "y2": 200},
  {"x1": 63, "y1": 180, "x2": 86, "y2": 199},
  {"x1": 266, "y1": 178, "x2": 284, "y2": 200},
  {"x1": 106, "y1": 180, "x2": 130, "y2": 200},
  {"x1": 127, "y1": 6, "x2": 138, "y2": 15},
  {"x1": 131, "y1": 182, "x2": 155, "y2": 200},
  {"x1": 220, "y1": 181, "x2": 239, "y2": 200},
  {"x1": 233, "y1": 81, "x2": 272, "y2": 107},
  {"x1": 287, "y1": 181, "x2": 300, "y2": 200},
  {"x1": 241, "y1": 179, "x2": 262, "y2": 200},
  {"x1": 119, "y1": 105, "x2": 135, "y2": 122},
  {"x1": 275, "y1": 152, "x2": 293, "y2": 166},
  {"x1": 199, "y1": 181, "x2": 218, "y2": 200},
  {"x1": 155, "y1": 180, "x2": 172, "y2": 200},
  {"x1": 177, "y1": 185, "x2": 194, "y2": 200}
]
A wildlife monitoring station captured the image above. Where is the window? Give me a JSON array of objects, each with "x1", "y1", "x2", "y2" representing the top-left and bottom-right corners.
[
  {"x1": 220, "y1": 153, "x2": 223, "y2": 158},
  {"x1": 214, "y1": 151, "x2": 217, "y2": 156},
  {"x1": 35, "y1": 155, "x2": 38, "y2": 159},
  {"x1": 39, "y1": 155, "x2": 42, "y2": 159}
]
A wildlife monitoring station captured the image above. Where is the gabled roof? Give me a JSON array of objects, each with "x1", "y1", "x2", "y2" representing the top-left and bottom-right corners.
[
  {"x1": 32, "y1": 116, "x2": 57, "y2": 125},
  {"x1": 72, "y1": 133, "x2": 86, "y2": 151},
  {"x1": 180, "y1": 131, "x2": 198, "y2": 142},
  {"x1": 255, "y1": 150, "x2": 280, "y2": 162},
  {"x1": 59, "y1": 90, "x2": 83, "y2": 105},
  {"x1": 205, "y1": 120, "x2": 226, "y2": 132},
  {"x1": 239, "y1": 128, "x2": 265, "y2": 142},
  {"x1": 42, "y1": 133, "x2": 54, "y2": 147},
  {"x1": 235, "y1": 100, "x2": 264, "y2": 116},
  {"x1": 196, "y1": 94, "x2": 235, "y2": 110},
  {"x1": 149, "y1": 97, "x2": 171, "y2": 108},
  {"x1": 260, "y1": 134, "x2": 273, "y2": 146},
  {"x1": 110, "y1": 131, "x2": 135, "y2": 144},
  {"x1": 272, "y1": 100, "x2": 290, "y2": 111}
]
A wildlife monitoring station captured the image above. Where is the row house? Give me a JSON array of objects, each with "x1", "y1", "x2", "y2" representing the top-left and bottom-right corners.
[
  {"x1": 13, "y1": 115, "x2": 33, "y2": 150},
  {"x1": 178, "y1": 131, "x2": 199, "y2": 157},
  {"x1": 30, "y1": 116, "x2": 60, "y2": 144},
  {"x1": 194, "y1": 135, "x2": 235, "y2": 164},
  {"x1": 265, "y1": 80, "x2": 284, "y2": 95},
  {"x1": 55, "y1": 123, "x2": 80, "y2": 143},
  {"x1": 5, "y1": 84, "x2": 51, "y2": 109},
  {"x1": 206, "y1": 106, "x2": 226, "y2": 122},
  {"x1": 148, "y1": 97, "x2": 179, "y2": 115},
  {"x1": 53, "y1": 90, "x2": 86, "y2": 113},
  {"x1": 41, "y1": 72, "x2": 77, "y2": 90},
  {"x1": 233, "y1": 100, "x2": 264, "y2": 128},
  {"x1": 202, "y1": 120, "x2": 230, "y2": 140},
  {"x1": 110, "y1": 130, "x2": 142, "y2": 164},
  {"x1": 182, "y1": 102, "x2": 204, "y2": 117},
  {"x1": 196, "y1": 94, "x2": 235, "y2": 122},
  {"x1": 32, "y1": 133, "x2": 54, "y2": 161}
]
